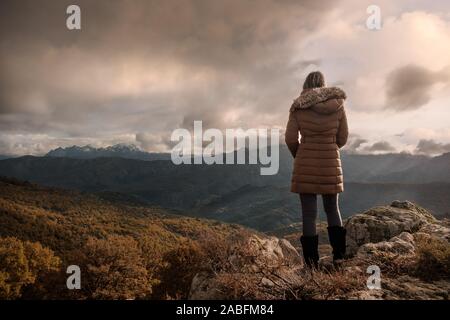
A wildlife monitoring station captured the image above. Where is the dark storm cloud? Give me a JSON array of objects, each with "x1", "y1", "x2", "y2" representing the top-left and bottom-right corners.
[
  {"x1": 0, "y1": 0, "x2": 339, "y2": 153},
  {"x1": 362, "y1": 141, "x2": 396, "y2": 153},
  {"x1": 385, "y1": 64, "x2": 450, "y2": 111},
  {"x1": 415, "y1": 139, "x2": 450, "y2": 155}
]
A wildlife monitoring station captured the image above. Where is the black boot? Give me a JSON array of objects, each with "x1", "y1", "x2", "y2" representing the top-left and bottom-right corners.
[
  {"x1": 327, "y1": 226, "x2": 346, "y2": 261},
  {"x1": 300, "y1": 235, "x2": 319, "y2": 268}
]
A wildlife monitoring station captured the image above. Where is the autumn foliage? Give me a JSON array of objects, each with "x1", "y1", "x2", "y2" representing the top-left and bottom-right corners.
[
  {"x1": 0, "y1": 237, "x2": 60, "y2": 299},
  {"x1": 0, "y1": 177, "x2": 248, "y2": 299}
]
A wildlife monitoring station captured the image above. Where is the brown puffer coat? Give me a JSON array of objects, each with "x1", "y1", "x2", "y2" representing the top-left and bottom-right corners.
[{"x1": 285, "y1": 87, "x2": 348, "y2": 194}]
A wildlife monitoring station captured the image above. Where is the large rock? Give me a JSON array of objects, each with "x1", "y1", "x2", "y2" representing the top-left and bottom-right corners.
[
  {"x1": 345, "y1": 200, "x2": 437, "y2": 255},
  {"x1": 241, "y1": 235, "x2": 302, "y2": 268}
]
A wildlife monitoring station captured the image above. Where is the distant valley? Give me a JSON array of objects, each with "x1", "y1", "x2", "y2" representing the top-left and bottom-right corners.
[{"x1": 0, "y1": 144, "x2": 449, "y2": 232}]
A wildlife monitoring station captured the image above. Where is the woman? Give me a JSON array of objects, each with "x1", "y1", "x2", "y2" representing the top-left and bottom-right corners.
[{"x1": 285, "y1": 71, "x2": 348, "y2": 268}]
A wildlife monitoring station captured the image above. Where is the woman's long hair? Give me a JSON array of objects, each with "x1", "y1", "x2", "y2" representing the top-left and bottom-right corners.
[{"x1": 303, "y1": 71, "x2": 325, "y2": 89}]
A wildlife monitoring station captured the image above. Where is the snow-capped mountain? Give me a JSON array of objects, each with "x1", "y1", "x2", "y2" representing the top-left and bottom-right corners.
[{"x1": 45, "y1": 144, "x2": 170, "y2": 161}]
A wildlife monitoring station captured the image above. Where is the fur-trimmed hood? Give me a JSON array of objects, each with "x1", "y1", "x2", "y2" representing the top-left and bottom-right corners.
[{"x1": 290, "y1": 87, "x2": 346, "y2": 113}]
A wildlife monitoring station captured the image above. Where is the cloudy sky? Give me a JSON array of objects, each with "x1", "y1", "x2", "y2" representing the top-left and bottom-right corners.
[{"x1": 1, "y1": 0, "x2": 450, "y2": 156}]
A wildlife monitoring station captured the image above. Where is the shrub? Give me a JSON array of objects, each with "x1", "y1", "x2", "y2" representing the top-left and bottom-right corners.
[
  {"x1": 152, "y1": 240, "x2": 205, "y2": 299},
  {"x1": 414, "y1": 234, "x2": 450, "y2": 281}
]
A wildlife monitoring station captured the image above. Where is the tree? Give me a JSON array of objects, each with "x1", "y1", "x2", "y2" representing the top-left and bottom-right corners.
[
  {"x1": 0, "y1": 237, "x2": 60, "y2": 299},
  {"x1": 79, "y1": 235, "x2": 151, "y2": 299}
]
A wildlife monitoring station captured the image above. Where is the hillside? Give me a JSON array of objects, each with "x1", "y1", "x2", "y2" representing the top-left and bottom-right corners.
[
  {"x1": 373, "y1": 152, "x2": 450, "y2": 183},
  {"x1": 341, "y1": 152, "x2": 430, "y2": 182},
  {"x1": 0, "y1": 177, "x2": 253, "y2": 299}
]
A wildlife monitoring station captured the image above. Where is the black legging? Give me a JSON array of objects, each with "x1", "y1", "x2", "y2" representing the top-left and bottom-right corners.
[{"x1": 300, "y1": 193, "x2": 343, "y2": 236}]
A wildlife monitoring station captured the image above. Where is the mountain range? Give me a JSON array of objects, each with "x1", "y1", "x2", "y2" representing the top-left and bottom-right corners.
[
  {"x1": 0, "y1": 144, "x2": 448, "y2": 231},
  {"x1": 41, "y1": 143, "x2": 450, "y2": 183},
  {"x1": 45, "y1": 143, "x2": 171, "y2": 161}
]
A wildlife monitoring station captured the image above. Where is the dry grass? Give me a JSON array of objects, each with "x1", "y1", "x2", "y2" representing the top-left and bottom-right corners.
[{"x1": 413, "y1": 234, "x2": 450, "y2": 281}]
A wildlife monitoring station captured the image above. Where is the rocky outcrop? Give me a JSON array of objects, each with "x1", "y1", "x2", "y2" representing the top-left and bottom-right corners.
[
  {"x1": 189, "y1": 201, "x2": 449, "y2": 300},
  {"x1": 344, "y1": 201, "x2": 449, "y2": 300},
  {"x1": 345, "y1": 200, "x2": 439, "y2": 256}
]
